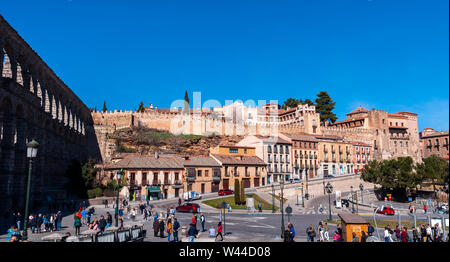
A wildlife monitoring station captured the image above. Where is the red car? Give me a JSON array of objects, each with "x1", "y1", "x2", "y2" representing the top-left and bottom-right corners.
[
  {"x1": 375, "y1": 206, "x2": 395, "y2": 215},
  {"x1": 176, "y1": 203, "x2": 200, "y2": 213},
  {"x1": 218, "y1": 189, "x2": 234, "y2": 196}
]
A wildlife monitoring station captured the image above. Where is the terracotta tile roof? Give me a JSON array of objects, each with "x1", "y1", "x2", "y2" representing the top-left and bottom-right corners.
[
  {"x1": 254, "y1": 135, "x2": 292, "y2": 144},
  {"x1": 183, "y1": 156, "x2": 221, "y2": 167},
  {"x1": 395, "y1": 111, "x2": 418, "y2": 116},
  {"x1": 329, "y1": 117, "x2": 365, "y2": 126},
  {"x1": 278, "y1": 108, "x2": 296, "y2": 116},
  {"x1": 281, "y1": 133, "x2": 318, "y2": 142},
  {"x1": 338, "y1": 213, "x2": 368, "y2": 224},
  {"x1": 351, "y1": 141, "x2": 371, "y2": 147},
  {"x1": 389, "y1": 126, "x2": 408, "y2": 129},
  {"x1": 104, "y1": 155, "x2": 185, "y2": 169},
  {"x1": 421, "y1": 130, "x2": 449, "y2": 138},
  {"x1": 211, "y1": 154, "x2": 266, "y2": 166},
  {"x1": 346, "y1": 107, "x2": 369, "y2": 116},
  {"x1": 388, "y1": 113, "x2": 408, "y2": 119}
]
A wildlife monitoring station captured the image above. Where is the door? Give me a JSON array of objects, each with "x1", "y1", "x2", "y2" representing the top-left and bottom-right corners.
[
  {"x1": 175, "y1": 188, "x2": 179, "y2": 197},
  {"x1": 211, "y1": 182, "x2": 219, "y2": 192},
  {"x1": 254, "y1": 178, "x2": 260, "y2": 187},
  {"x1": 243, "y1": 178, "x2": 250, "y2": 188},
  {"x1": 201, "y1": 183, "x2": 205, "y2": 194},
  {"x1": 324, "y1": 169, "x2": 329, "y2": 178},
  {"x1": 223, "y1": 179, "x2": 229, "y2": 190},
  {"x1": 262, "y1": 177, "x2": 265, "y2": 186}
]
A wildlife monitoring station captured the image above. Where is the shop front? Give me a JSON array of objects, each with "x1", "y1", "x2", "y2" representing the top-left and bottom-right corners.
[{"x1": 147, "y1": 186, "x2": 162, "y2": 200}]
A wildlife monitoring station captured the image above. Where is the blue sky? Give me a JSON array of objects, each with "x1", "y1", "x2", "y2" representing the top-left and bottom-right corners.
[{"x1": 1, "y1": 0, "x2": 448, "y2": 131}]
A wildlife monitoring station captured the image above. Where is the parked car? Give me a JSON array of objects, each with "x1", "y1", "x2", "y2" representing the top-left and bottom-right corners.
[
  {"x1": 375, "y1": 206, "x2": 395, "y2": 215},
  {"x1": 436, "y1": 205, "x2": 448, "y2": 214},
  {"x1": 218, "y1": 189, "x2": 234, "y2": 196},
  {"x1": 290, "y1": 178, "x2": 302, "y2": 184},
  {"x1": 176, "y1": 203, "x2": 200, "y2": 213},
  {"x1": 183, "y1": 191, "x2": 202, "y2": 201},
  {"x1": 333, "y1": 199, "x2": 350, "y2": 208}
]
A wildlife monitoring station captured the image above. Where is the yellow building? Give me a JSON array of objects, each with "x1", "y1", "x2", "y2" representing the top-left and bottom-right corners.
[
  {"x1": 314, "y1": 135, "x2": 355, "y2": 177},
  {"x1": 210, "y1": 145, "x2": 267, "y2": 190},
  {"x1": 184, "y1": 156, "x2": 222, "y2": 194}
]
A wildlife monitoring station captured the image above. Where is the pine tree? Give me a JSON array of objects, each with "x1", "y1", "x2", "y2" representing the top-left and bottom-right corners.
[
  {"x1": 184, "y1": 90, "x2": 190, "y2": 104},
  {"x1": 240, "y1": 182, "x2": 246, "y2": 205},
  {"x1": 137, "y1": 101, "x2": 145, "y2": 112},
  {"x1": 102, "y1": 101, "x2": 107, "y2": 113},
  {"x1": 315, "y1": 91, "x2": 337, "y2": 124},
  {"x1": 234, "y1": 179, "x2": 241, "y2": 205}
]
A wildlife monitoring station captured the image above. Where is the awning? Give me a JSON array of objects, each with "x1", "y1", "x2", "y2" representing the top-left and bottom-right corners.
[{"x1": 148, "y1": 188, "x2": 161, "y2": 193}]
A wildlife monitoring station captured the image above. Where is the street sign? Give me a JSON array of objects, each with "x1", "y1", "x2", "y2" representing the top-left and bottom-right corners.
[{"x1": 286, "y1": 206, "x2": 292, "y2": 214}]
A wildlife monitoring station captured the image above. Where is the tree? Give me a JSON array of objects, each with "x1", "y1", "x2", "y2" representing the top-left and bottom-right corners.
[
  {"x1": 184, "y1": 90, "x2": 190, "y2": 104},
  {"x1": 81, "y1": 159, "x2": 100, "y2": 189},
  {"x1": 240, "y1": 181, "x2": 246, "y2": 205},
  {"x1": 315, "y1": 91, "x2": 337, "y2": 124},
  {"x1": 416, "y1": 155, "x2": 449, "y2": 192},
  {"x1": 137, "y1": 101, "x2": 145, "y2": 112},
  {"x1": 302, "y1": 99, "x2": 314, "y2": 106},
  {"x1": 361, "y1": 157, "x2": 420, "y2": 199},
  {"x1": 234, "y1": 179, "x2": 241, "y2": 205},
  {"x1": 282, "y1": 98, "x2": 301, "y2": 110},
  {"x1": 102, "y1": 101, "x2": 107, "y2": 112}
]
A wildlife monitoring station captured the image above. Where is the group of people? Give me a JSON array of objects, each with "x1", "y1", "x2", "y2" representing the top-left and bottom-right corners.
[
  {"x1": 384, "y1": 223, "x2": 444, "y2": 242},
  {"x1": 306, "y1": 221, "x2": 331, "y2": 242}
]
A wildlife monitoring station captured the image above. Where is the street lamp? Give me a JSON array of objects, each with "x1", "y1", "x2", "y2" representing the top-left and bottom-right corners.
[
  {"x1": 350, "y1": 186, "x2": 355, "y2": 213},
  {"x1": 23, "y1": 139, "x2": 39, "y2": 241},
  {"x1": 115, "y1": 169, "x2": 123, "y2": 227},
  {"x1": 359, "y1": 183, "x2": 364, "y2": 204},
  {"x1": 325, "y1": 182, "x2": 333, "y2": 222},
  {"x1": 271, "y1": 184, "x2": 275, "y2": 213},
  {"x1": 280, "y1": 179, "x2": 285, "y2": 238}
]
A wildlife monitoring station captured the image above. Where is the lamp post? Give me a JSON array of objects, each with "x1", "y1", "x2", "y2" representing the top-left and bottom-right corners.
[
  {"x1": 23, "y1": 139, "x2": 39, "y2": 241},
  {"x1": 350, "y1": 186, "x2": 355, "y2": 213},
  {"x1": 271, "y1": 184, "x2": 275, "y2": 213},
  {"x1": 359, "y1": 183, "x2": 364, "y2": 204},
  {"x1": 280, "y1": 179, "x2": 285, "y2": 238},
  {"x1": 323, "y1": 180, "x2": 325, "y2": 195},
  {"x1": 115, "y1": 169, "x2": 123, "y2": 227},
  {"x1": 325, "y1": 182, "x2": 333, "y2": 222}
]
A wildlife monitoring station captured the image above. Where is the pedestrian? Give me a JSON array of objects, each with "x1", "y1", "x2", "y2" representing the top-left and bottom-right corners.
[
  {"x1": 73, "y1": 214, "x2": 81, "y2": 236},
  {"x1": 104, "y1": 199, "x2": 109, "y2": 208},
  {"x1": 215, "y1": 221, "x2": 223, "y2": 241},
  {"x1": 426, "y1": 224, "x2": 432, "y2": 242},
  {"x1": 167, "y1": 219, "x2": 173, "y2": 242},
  {"x1": 173, "y1": 217, "x2": 180, "y2": 242},
  {"x1": 16, "y1": 212, "x2": 22, "y2": 231},
  {"x1": 361, "y1": 231, "x2": 367, "y2": 242},
  {"x1": 434, "y1": 223, "x2": 442, "y2": 242},
  {"x1": 227, "y1": 203, "x2": 232, "y2": 213},
  {"x1": 394, "y1": 225, "x2": 401, "y2": 242},
  {"x1": 178, "y1": 197, "x2": 182, "y2": 206},
  {"x1": 106, "y1": 212, "x2": 113, "y2": 229},
  {"x1": 258, "y1": 202, "x2": 262, "y2": 212},
  {"x1": 367, "y1": 223, "x2": 374, "y2": 236},
  {"x1": 98, "y1": 215, "x2": 107, "y2": 232},
  {"x1": 324, "y1": 222, "x2": 329, "y2": 241},
  {"x1": 318, "y1": 221, "x2": 324, "y2": 242},
  {"x1": 306, "y1": 225, "x2": 316, "y2": 242},
  {"x1": 423, "y1": 205, "x2": 427, "y2": 214},
  {"x1": 36, "y1": 214, "x2": 43, "y2": 234},
  {"x1": 43, "y1": 215, "x2": 49, "y2": 232},
  {"x1": 288, "y1": 222, "x2": 295, "y2": 242},
  {"x1": 159, "y1": 219, "x2": 165, "y2": 238},
  {"x1": 412, "y1": 227, "x2": 419, "y2": 242},
  {"x1": 81, "y1": 208, "x2": 87, "y2": 225},
  {"x1": 191, "y1": 214, "x2": 197, "y2": 230},
  {"x1": 401, "y1": 227, "x2": 409, "y2": 242},
  {"x1": 200, "y1": 213, "x2": 206, "y2": 232},
  {"x1": 57, "y1": 211, "x2": 63, "y2": 231},
  {"x1": 420, "y1": 224, "x2": 426, "y2": 242},
  {"x1": 351, "y1": 232, "x2": 359, "y2": 242},
  {"x1": 49, "y1": 214, "x2": 54, "y2": 232},
  {"x1": 332, "y1": 231, "x2": 341, "y2": 242},
  {"x1": 153, "y1": 218, "x2": 160, "y2": 237},
  {"x1": 283, "y1": 227, "x2": 291, "y2": 242},
  {"x1": 188, "y1": 223, "x2": 198, "y2": 242},
  {"x1": 131, "y1": 208, "x2": 136, "y2": 221},
  {"x1": 384, "y1": 226, "x2": 393, "y2": 242},
  {"x1": 5, "y1": 225, "x2": 20, "y2": 242}
]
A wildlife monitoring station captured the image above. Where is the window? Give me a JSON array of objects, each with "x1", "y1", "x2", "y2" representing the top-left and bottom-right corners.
[
  {"x1": 205, "y1": 170, "x2": 209, "y2": 177},
  {"x1": 267, "y1": 145, "x2": 272, "y2": 153},
  {"x1": 394, "y1": 141, "x2": 397, "y2": 147},
  {"x1": 382, "y1": 119, "x2": 385, "y2": 124},
  {"x1": 175, "y1": 172, "x2": 179, "y2": 181},
  {"x1": 229, "y1": 148, "x2": 238, "y2": 153},
  {"x1": 400, "y1": 141, "x2": 403, "y2": 147},
  {"x1": 142, "y1": 172, "x2": 147, "y2": 185},
  {"x1": 401, "y1": 123, "x2": 404, "y2": 126},
  {"x1": 197, "y1": 170, "x2": 202, "y2": 177},
  {"x1": 280, "y1": 145, "x2": 284, "y2": 154},
  {"x1": 285, "y1": 145, "x2": 289, "y2": 153}
]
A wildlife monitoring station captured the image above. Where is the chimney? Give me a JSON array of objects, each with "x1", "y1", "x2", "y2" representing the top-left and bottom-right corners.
[{"x1": 155, "y1": 151, "x2": 159, "y2": 159}]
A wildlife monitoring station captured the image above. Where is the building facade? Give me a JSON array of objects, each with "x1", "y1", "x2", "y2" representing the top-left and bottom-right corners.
[
  {"x1": 315, "y1": 135, "x2": 355, "y2": 178},
  {"x1": 236, "y1": 135, "x2": 292, "y2": 184},
  {"x1": 184, "y1": 156, "x2": 222, "y2": 194},
  {"x1": 419, "y1": 128, "x2": 449, "y2": 160},
  {"x1": 210, "y1": 145, "x2": 267, "y2": 190},
  {"x1": 352, "y1": 142, "x2": 373, "y2": 174}
]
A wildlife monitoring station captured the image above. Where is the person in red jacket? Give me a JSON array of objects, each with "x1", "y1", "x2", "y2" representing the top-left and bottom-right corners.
[
  {"x1": 192, "y1": 214, "x2": 197, "y2": 229},
  {"x1": 401, "y1": 227, "x2": 409, "y2": 242},
  {"x1": 216, "y1": 221, "x2": 223, "y2": 241}
]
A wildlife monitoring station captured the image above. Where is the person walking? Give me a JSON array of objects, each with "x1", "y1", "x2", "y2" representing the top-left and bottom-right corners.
[
  {"x1": 167, "y1": 219, "x2": 173, "y2": 242},
  {"x1": 401, "y1": 227, "x2": 409, "y2": 242},
  {"x1": 216, "y1": 221, "x2": 224, "y2": 241},
  {"x1": 426, "y1": 224, "x2": 432, "y2": 242},
  {"x1": 367, "y1": 223, "x2": 374, "y2": 236},
  {"x1": 73, "y1": 214, "x2": 81, "y2": 236},
  {"x1": 318, "y1": 222, "x2": 324, "y2": 242},
  {"x1": 106, "y1": 212, "x2": 113, "y2": 229},
  {"x1": 56, "y1": 211, "x2": 62, "y2": 231},
  {"x1": 361, "y1": 231, "x2": 367, "y2": 242},
  {"x1": 98, "y1": 215, "x2": 107, "y2": 232},
  {"x1": 394, "y1": 225, "x2": 401, "y2": 242},
  {"x1": 173, "y1": 217, "x2": 180, "y2": 242},
  {"x1": 159, "y1": 219, "x2": 165, "y2": 238},
  {"x1": 153, "y1": 218, "x2": 160, "y2": 237},
  {"x1": 43, "y1": 215, "x2": 49, "y2": 232},
  {"x1": 258, "y1": 202, "x2": 262, "y2": 212},
  {"x1": 49, "y1": 214, "x2": 54, "y2": 232},
  {"x1": 16, "y1": 212, "x2": 22, "y2": 231},
  {"x1": 131, "y1": 208, "x2": 136, "y2": 221},
  {"x1": 191, "y1": 214, "x2": 197, "y2": 230},
  {"x1": 36, "y1": 214, "x2": 43, "y2": 234},
  {"x1": 412, "y1": 227, "x2": 419, "y2": 242},
  {"x1": 200, "y1": 213, "x2": 206, "y2": 232},
  {"x1": 288, "y1": 222, "x2": 295, "y2": 242},
  {"x1": 188, "y1": 223, "x2": 198, "y2": 242},
  {"x1": 351, "y1": 232, "x2": 359, "y2": 242},
  {"x1": 332, "y1": 231, "x2": 341, "y2": 242},
  {"x1": 324, "y1": 222, "x2": 330, "y2": 241},
  {"x1": 384, "y1": 226, "x2": 393, "y2": 242},
  {"x1": 434, "y1": 223, "x2": 442, "y2": 242},
  {"x1": 81, "y1": 209, "x2": 87, "y2": 225},
  {"x1": 178, "y1": 198, "x2": 182, "y2": 206},
  {"x1": 420, "y1": 224, "x2": 426, "y2": 242},
  {"x1": 307, "y1": 225, "x2": 316, "y2": 242},
  {"x1": 423, "y1": 205, "x2": 427, "y2": 214}
]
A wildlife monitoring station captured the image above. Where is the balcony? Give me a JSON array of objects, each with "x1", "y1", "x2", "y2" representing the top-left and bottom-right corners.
[
  {"x1": 324, "y1": 148, "x2": 328, "y2": 153},
  {"x1": 186, "y1": 177, "x2": 195, "y2": 183},
  {"x1": 300, "y1": 154, "x2": 303, "y2": 159},
  {"x1": 213, "y1": 176, "x2": 221, "y2": 183},
  {"x1": 172, "y1": 180, "x2": 184, "y2": 188},
  {"x1": 426, "y1": 144, "x2": 432, "y2": 149},
  {"x1": 152, "y1": 180, "x2": 161, "y2": 185},
  {"x1": 244, "y1": 172, "x2": 250, "y2": 177},
  {"x1": 332, "y1": 158, "x2": 336, "y2": 163},
  {"x1": 314, "y1": 155, "x2": 317, "y2": 159},
  {"x1": 234, "y1": 171, "x2": 240, "y2": 177}
]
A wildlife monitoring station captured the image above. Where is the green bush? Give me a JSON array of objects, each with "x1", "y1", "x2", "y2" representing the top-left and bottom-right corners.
[
  {"x1": 234, "y1": 179, "x2": 240, "y2": 205},
  {"x1": 87, "y1": 187, "x2": 103, "y2": 199}
]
